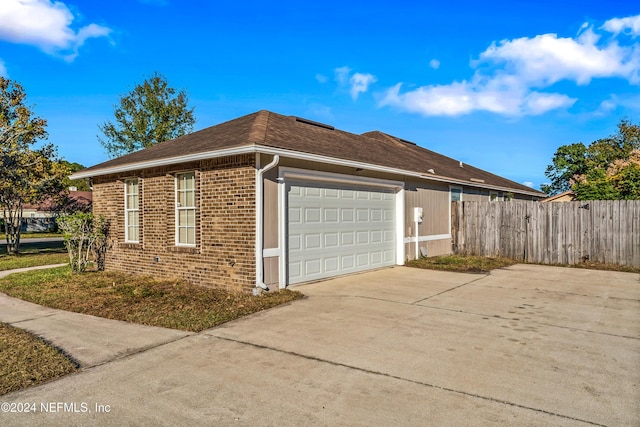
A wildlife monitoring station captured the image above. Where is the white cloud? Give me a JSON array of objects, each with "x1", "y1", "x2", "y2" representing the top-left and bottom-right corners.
[
  {"x1": 0, "y1": 0, "x2": 111, "y2": 61},
  {"x1": 380, "y1": 78, "x2": 576, "y2": 117},
  {"x1": 429, "y1": 58, "x2": 440, "y2": 69},
  {"x1": 333, "y1": 66, "x2": 377, "y2": 100},
  {"x1": 379, "y1": 14, "x2": 640, "y2": 117},
  {"x1": 0, "y1": 60, "x2": 7, "y2": 77},
  {"x1": 478, "y1": 30, "x2": 638, "y2": 85},
  {"x1": 602, "y1": 14, "x2": 640, "y2": 37},
  {"x1": 334, "y1": 66, "x2": 351, "y2": 85},
  {"x1": 349, "y1": 72, "x2": 377, "y2": 100},
  {"x1": 523, "y1": 181, "x2": 534, "y2": 188}
]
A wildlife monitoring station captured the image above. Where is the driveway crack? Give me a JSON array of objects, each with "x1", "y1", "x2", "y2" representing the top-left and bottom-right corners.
[
  {"x1": 411, "y1": 274, "x2": 487, "y2": 304},
  {"x1": 214, "y1": 335, "x2": 606, "y2": 427}
]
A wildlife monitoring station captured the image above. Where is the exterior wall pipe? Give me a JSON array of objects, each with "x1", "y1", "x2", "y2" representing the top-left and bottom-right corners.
[{"x1": 255, "y1": 154, "x2": 280, "y2": 291}]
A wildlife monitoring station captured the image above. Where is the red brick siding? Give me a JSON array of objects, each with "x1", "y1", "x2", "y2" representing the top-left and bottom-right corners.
[{"x1": 92, "y1": 154, "x2": 256, "y2": 292}]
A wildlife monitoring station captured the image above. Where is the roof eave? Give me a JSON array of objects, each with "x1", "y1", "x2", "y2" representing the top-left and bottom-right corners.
[{"x1": 71, "y1": 145, "x2": 544, "y2": 197}]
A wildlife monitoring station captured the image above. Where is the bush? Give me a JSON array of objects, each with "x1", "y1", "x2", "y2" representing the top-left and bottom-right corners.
[{"x1": 56, "y1": 213, "x2": 109, "y2": 273}]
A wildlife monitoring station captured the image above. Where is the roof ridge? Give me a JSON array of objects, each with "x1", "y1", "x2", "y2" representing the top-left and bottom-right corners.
[{"x1": 248, "y1": 110, "x2": 271, "y2": 144}]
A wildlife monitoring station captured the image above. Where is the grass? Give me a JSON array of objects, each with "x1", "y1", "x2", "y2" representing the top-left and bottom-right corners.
[
  {"x1": 0, "y1": 236, "x2": 68, "y2": 271},
  {"x1": 0, "y1": 323, "x2": 78, "y2": 395},
  {"x1": 0, "y1": 252, "x2": 68, "y2": 271},
  {"x1": 406, "y1": 255, "x2": 517, "y2": 273},
  {"x1": 19, "y1": 232, "x2": 63, "y2": 239},
  {"x1": 0, "y1": 267, "x2": 304, "y2": 332},
  {"x1": 407, "y1": 254, "x2": 640, "y2": 274}
]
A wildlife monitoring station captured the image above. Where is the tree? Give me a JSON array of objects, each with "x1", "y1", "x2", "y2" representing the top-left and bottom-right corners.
[
  {"x1": 98, "y1": 72, "x2": 195, "y2": 158},
  {"x1": 542, "y1": 119, "x2": 640, "y2": 200},
  {"x1": 541, "y1": 143, "x2": 588, "y2": 195},
  {"x1": 61, "y1": 161, "x2": 90, "y2": 191},
  {"x1": 0, "y1": 77, "x2": 69, "y2": 254}
]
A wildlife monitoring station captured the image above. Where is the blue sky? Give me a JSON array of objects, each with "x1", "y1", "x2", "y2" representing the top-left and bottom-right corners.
[{"x1": 1, "y1": 0, "x2": 639, "y2": 190}]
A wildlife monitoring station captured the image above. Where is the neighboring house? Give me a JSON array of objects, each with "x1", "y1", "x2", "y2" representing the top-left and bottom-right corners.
[
  {"x1": 22, "y1": 190, "x2": 92, "y2": 232},
  {"x1": 72, "y1": 110, "x2": 544, "y2": 292},
  {"x1": 540, "y1": 190, "x2": 576, "y2": 203}
]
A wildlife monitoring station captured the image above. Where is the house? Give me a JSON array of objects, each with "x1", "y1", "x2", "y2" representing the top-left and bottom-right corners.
[
  {"x1": 540, "y1": 190, "x2": 576, "y2": 203},
  {"x1": 22, "y1": 189, "x2": 92, "y2": 232},
  {"x1": 71, "y1": 110, "x2": 544, "y2": 292}
]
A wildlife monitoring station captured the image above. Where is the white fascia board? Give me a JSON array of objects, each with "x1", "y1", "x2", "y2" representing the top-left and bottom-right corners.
[
  {"x1": 71, "y1": 144, "x2": 543, "y2": 197},
  {"x1": 69, "y1": 146, "x2": 256, "y2": 179}
]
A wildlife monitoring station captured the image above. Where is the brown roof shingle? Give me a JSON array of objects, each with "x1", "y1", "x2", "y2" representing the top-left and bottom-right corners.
[{"x1": 78, "y1": 110, "x2": 543, "y2": 195}]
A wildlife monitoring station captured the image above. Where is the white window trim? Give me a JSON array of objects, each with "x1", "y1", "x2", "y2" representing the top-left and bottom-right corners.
[
  {"x1": 175, "y1": 172, "x2": 197, "y2": 247},
  {"x1": 124, "y1": 179, "x2": 139, "y2": 243}
]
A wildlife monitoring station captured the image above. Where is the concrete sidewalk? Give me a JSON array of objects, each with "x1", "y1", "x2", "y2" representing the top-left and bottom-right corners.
[
  {"x1": 0, "y1": 265, "x2": 191, "y2": 367},
  {"x1": 1, "y1": 265, "x2": 638, "y2": 426}
]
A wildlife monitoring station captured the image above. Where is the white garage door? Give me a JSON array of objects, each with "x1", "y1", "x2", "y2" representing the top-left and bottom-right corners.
[{"x1": 287, "y1": 180, "x2": 396, "y2": 284}]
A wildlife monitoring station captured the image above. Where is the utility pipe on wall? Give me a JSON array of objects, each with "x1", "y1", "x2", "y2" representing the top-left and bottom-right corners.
[{"x1": 255, "y1": 154, "x2": 280, "y2": 292}]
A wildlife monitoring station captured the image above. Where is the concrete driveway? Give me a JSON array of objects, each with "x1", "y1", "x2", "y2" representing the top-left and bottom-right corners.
[{"x1": 2, "y1": 265, "x2": 639, "y2": 426}]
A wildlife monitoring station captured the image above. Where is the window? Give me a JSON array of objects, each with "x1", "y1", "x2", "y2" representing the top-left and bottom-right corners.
[
  {"x1": 125, "y1": 179, "x2": 140, "y2": 242},
  {"x1": 450, "y1": 187, "x2": 462, "y2": 202},
  {"x1": 176, "y1": 172, "x2": 196, "y2": 246}
]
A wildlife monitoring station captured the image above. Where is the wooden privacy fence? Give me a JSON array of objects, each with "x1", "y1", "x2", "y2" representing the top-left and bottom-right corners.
[{"x1": 451, "y1": 200, "x2": 640, "y2": 267}]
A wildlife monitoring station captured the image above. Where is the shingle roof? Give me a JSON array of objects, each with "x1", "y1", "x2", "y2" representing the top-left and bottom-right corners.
[{"x1": 78, "y1": 110, "x2": 543, "y2": 195}]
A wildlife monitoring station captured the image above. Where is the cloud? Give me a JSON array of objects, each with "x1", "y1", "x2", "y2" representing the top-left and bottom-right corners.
[
  {"x1": 334, "y1": 66, "x2": 351, "y2": 85},
  {"x1": 602, "y1": 14, "x2": 640, "y2": 37},
  {"x1": 0, "y1": 0, "x2": 112, "y2": 61},
  {"x1": 349, "y1": 72, "x2": 377, "y2": 100},
  {"x1": 379, "y1": 14, "x2": 640, "y2": 117},
  {"x1": 523, "y1": 181, "x2": 534, "y2": 188},
  {"x1": 478, "y1": 29, "x2": 639, "y2": 85},
  {"x1": 0, "y1": 60, "x2": 7, "y2": 77},
  {"x1": 333, "y1": 66, "x2": 377, "y2": 100},
  {"x1": 429, "y1": 59, "x2": 440, "y2": 69},
  {"x1": 380, "y1": 79, "x2": 576, "y2": 117}
]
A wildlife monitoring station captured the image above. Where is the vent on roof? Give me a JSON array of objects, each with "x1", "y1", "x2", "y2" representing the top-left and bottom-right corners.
[
  {"x1": 470, "y1": 178, "x2": 485, "y2": 183},
  {"x1": 294, "y1": 117, "x2": 334, "y2": 130},
  {"x1": 398, "y1": 138, "x2": 416, "y2": 146}
]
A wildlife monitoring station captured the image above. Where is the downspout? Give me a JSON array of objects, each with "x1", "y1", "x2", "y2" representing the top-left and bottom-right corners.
[{"x1": 255, "y1": 154, "x2": 280, "y2": 292}]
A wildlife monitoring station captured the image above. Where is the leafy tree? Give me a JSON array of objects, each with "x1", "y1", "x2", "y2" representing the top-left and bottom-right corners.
[
  {"x1": 541, "y1": 143, "x2": 588, "y2": 195},
  {"x1": 0, "y1": 77, "x2": 69, "y2": 254},
  {"x1": 98, "y1": 72, "x2": 195, "y2": 158},
  {"x1": 542, "y1": 119, "x2": 640, "y2": 200},
  {"x1": 61, "y1": 161, "x2": 90, "y2": 191}
]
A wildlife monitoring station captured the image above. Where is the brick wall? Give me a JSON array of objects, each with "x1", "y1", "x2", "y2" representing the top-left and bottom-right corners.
[{"x1": 92, "y1": 154, "x2": 256, "y2": 292}]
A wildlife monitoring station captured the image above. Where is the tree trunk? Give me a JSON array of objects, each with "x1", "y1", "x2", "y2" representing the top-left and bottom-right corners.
[{"x1": 3, "y1": 203, "x2": 23, "y2": 255}]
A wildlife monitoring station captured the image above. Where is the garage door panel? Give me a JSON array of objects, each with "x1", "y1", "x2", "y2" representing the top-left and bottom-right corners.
[
  {"x1": 305, "y1": 234, "x2": 321, "y2": 249},
  {"x1": 288, "y1": 180, "x2": 396, "y2": 284},
  {"x1": 324, "y1": 208, "x2": 339, "y2": 222},
  {"x1": 324, "y1": 233, "x2": 339, "y2": 248}
]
